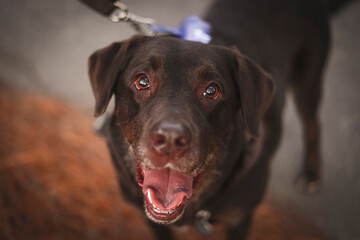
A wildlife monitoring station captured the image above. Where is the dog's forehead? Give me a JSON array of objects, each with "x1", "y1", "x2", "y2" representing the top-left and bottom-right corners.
[{"x1": 135, "y1": 36, "x2": 232, "y2": 70}]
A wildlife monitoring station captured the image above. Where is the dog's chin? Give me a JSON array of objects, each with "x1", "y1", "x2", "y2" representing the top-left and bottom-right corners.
[{"x1": 136, "y1": 162, "x2": 203, "y2": 224}]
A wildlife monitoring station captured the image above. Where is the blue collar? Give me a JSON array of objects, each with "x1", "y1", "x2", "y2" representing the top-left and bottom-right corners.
[{"x1": 150, "y1": 15, "x2": 212, "y2": 44}]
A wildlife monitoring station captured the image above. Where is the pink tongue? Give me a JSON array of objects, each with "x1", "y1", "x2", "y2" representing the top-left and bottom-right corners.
[{"x1": 142, "y1": 168, "x2": 193, "y2": 210}]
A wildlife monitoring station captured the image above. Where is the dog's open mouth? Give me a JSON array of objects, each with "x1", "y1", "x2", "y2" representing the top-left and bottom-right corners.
[{"x1": 137, "y1": 163, "x2": 202, "y2": 224}]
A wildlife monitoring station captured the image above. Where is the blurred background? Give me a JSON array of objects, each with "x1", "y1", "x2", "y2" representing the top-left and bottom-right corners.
[{"x1": 0, "y1": 0, "x2": 359, "y2": 239}]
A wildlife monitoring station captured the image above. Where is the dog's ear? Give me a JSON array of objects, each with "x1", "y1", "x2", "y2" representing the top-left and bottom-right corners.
[
  {"x1": 231, "y1": 47, "x2": 275, "y2": 139},
  {"x1": 88, "y1": 35, "x2": 145, "y2": 117}
]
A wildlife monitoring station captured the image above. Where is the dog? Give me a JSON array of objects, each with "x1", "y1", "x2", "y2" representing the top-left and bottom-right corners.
[{"x1": 86, "y1": 0, "x2": 334, "y2": 239}]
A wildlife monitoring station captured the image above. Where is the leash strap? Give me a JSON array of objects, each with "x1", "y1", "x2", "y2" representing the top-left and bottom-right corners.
[
  {"x1": 82, "y1": 0, "x2": 211, "y2": 42},
  {"x1": 78, "y1": 0, "x2": 116, "y2": 16}
]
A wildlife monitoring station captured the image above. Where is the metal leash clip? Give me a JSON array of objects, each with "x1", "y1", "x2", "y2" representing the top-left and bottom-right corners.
[
  {"x1": 109, "y1": 1, "x2": 156, "y2": 36},
  {"x1": 195, "y1": 210, "x2": 213, "y2": 236}
]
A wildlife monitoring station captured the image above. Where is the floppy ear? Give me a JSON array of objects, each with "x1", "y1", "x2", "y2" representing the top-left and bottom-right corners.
[
  {"x1": 232, "y1": 47, "x2": 275, "y2": 139},
  {"x1": 88, "y1": 35, "x2": 145, "y2": 117}
]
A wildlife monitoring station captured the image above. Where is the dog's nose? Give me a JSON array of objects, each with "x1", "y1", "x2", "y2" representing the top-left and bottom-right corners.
[{"x1": 150, "y1": 120, "x2": 191, "y2": 159}]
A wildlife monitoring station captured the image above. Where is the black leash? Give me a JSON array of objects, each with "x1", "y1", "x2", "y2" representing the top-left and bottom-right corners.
[{"x1": 79, "y1": 0, "x2": 155, "y2": 35}]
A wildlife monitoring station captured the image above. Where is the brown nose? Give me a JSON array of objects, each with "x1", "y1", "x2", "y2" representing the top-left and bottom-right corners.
[{"x1": 150, "y1": 120, "x2": 191, "y2": 159}]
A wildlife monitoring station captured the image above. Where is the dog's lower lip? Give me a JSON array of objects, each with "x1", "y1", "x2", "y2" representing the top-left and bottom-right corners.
[{"x1": 145, "y1": 188, "x2": 187, "y2": 223}]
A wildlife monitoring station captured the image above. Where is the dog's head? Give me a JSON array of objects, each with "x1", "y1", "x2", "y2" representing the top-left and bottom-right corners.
[{"x1": 88, "y1": 35, "x2": 274, "y2": 224}]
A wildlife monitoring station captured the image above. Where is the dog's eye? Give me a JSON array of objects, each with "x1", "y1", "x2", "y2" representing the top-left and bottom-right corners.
[
  {"x1": 135, "y1": 75, "x2": 150, "y2": 90},
  {"x1": 203, "y1": 84, "x2": 220, "y2": 99}
]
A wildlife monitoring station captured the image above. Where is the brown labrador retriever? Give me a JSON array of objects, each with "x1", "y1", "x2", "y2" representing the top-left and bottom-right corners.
[{"x1": 86, "y1": 0, "x2": 331, "y2": 239}]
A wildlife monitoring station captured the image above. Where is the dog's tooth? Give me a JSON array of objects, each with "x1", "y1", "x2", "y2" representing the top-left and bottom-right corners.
[
  {"x1": 151, "y1": 204, "x2": 176, "y2": 215},
  {"x1": 147, "y1": 189, "x2": 154, "y2": 205},
  {"x1": 153, "y1": 208, "x2": 162, "y2": 214},
  {"x1": 153, "y1": 203, "x2": 160, "y2": 211},
  {"x1": 153, "y1": 207, "x2": 164, "y2": 214},
  {"x1": 177, "y1": 198, "x2": 185, "y2": 207}
]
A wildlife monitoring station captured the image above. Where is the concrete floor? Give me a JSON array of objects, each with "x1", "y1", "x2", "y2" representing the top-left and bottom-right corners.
[{"x1": 0, "y1": 0, "x2": 359, "y2": 239}]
